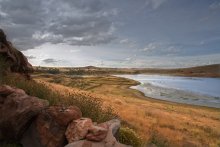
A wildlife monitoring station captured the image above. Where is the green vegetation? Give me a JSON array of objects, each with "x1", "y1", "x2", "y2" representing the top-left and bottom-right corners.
[{"x1": 119, "y1": 127, "x2": 143, "y2": 147}]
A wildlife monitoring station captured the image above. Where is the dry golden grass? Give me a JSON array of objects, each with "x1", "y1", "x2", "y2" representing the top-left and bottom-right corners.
[{"x1": 33, "y1": 74, "x2": 220, "y2": 147}]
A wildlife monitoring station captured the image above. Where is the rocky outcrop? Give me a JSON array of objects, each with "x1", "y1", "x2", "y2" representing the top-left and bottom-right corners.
[
  {"x1": 0, "y1": 29, "x2": 33, "y2": 79},
  {"x1": 21, "y1": 106, "x2": 82, "y2": 147},
  {"x1": 65, "y1": 118, "x2": 93, "y2": 143},
  {"x1": 0, "y1": 85, "x2": 129, "y2": 147},
  {"x1": 86, "y1": 123, "x2": 108, "y2": 142},
  {"x1": 65, "y1": 119, "x2": 130, "y2": 147},
  {"x1": 0, "y1": 85, "x2": 49, "y2": 142}
]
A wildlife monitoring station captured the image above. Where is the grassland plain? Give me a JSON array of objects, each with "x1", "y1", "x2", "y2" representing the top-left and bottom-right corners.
[{"x1": 32, "y1": 73, "x2": 220, "y2": 147}]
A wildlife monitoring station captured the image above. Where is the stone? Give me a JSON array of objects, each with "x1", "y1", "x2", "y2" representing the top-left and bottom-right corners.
[
  {"x1": 65, "y1": 118, "x2": 93, "y2": 143},
  {"x1": 65, "y1": 119, "x2": 131, "y2": 147},
  {"x1": 47, "y1": 105, "x2": 82, "y2": 126},
  {"x1": 21, "y1": 105, "x2": 82, "y2": 147},
  {"x1": 0, "y1": 29, "x2": 33, "y2": 79},
  {"x1": 86, "y1": 123, "x2": 108, "y2": 141},
  {"x1": 0, "y1": 85, "x2": 49, "y2": 142}
]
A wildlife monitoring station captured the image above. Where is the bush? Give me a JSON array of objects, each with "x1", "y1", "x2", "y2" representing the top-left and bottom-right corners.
[
  {"x1": 119, "y1": 127, "x2": 142, "y2": 147},
  {"x1": 47, "y1": 68, "x2": 60, "y2": 74},
  {"x1": 62, "y1": 94, "x2": 116, "y2": 123}
]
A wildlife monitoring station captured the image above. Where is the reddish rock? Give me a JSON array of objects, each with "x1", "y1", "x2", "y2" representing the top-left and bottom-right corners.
[
  {"x1": 65, "y1": 119, "x2": 130, "y2": 147},
  {"x1": 47, "y1": 105, "x2": 82, "y2": 126},
  {"x1": 0, "y1": 29, "x2": 33, "y2": 79},
  {"x1": 65, "y1": 118, "x2": 93, "y2": 143},
  {"x1": 0, "y1": 85, "x2": 15, "y2": 96},
  {"x1": 0, "y1": 85, "x2": 49, "y2": 142},
  {"x1": 21, "y1": 105, "x2": 82, "y2": 147},
  {"x1": 86, "y1": 124, "x2": 108, "y2": 141}
]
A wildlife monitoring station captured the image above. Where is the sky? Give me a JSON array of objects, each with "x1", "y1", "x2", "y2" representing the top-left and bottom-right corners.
[{"x1": 0, "y1": 0, "x2": 220, "y2": 68}]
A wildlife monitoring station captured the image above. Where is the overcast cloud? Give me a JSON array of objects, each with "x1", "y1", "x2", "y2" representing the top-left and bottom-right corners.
[
  {"x1": 0, "y1": 0, "x2": 116, "y2": 49},
  {"x1": 0, "y1": 0, "x2": 220, "y2": 68}
]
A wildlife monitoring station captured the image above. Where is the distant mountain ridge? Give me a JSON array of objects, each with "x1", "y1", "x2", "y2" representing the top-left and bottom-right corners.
[{"x1": 34, "y1": 64, "x2": 220, "y2": 78}]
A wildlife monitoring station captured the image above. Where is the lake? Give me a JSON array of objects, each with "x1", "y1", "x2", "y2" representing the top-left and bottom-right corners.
[{"x1": 115, "y1": 74, "x2": 220, "y2": 108}]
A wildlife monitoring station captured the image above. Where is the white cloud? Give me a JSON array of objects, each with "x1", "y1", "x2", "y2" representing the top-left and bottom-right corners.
[
  {"x1": 70, "y1": 49, "x2": 81, "y2": 53},
  {"x1": 119, "y1": 38, "x2": 137, "y2": 48},
  {"x1": 141, "y1": 42, "x2": 157, "y2": 51},
  {"x1": 145, "y1": 0, "x2": 167, "y2": 10},
  {"x1": 209, "y1": 2, "x2": 220, "y2": 10},
  {"x1": 139, "y1": 42, "x2": 180, "y2": 56}
]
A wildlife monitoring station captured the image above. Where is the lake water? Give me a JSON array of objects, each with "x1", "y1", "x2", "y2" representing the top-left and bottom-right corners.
[{"x1": 115, "y1": 74, "x2": 220, "y2": 108}]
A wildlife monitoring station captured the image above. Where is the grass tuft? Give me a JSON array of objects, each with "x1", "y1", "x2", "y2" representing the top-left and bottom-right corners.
[{"x1": 119, "y1": 127, "x2": 143, "y2": 147}]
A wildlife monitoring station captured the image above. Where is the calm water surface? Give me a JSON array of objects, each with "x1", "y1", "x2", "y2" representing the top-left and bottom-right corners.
[{"x1": 116, "y1": 74, "x2": 220, "y2": 108}]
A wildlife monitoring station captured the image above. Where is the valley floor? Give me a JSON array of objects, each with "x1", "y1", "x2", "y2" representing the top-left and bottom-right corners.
[{"x1": 33, "y1": 73, "x2": 220, "y2": 147}]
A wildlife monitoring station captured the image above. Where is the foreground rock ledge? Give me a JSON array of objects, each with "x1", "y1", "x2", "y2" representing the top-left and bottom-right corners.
[
  {"x1": 21, "y1": 105, "x2": 82, "y2": 147},
  {"x1": 0, "y1": 85, "x2": 130, "y2": 147},
  {"x1": 0, "y1": 85, "x2": 49, "y2": 142}
]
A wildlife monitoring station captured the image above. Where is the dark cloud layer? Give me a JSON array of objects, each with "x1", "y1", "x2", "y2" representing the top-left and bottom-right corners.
[
  {"x1": 1, "y1": 0, "x2": 220, "y2": 68},
  {"x1": 0, "y1": 0, "x2": 116, "y2": 50},
  {"x1": 42, "y1": 58, "x2": 59, "y2": 64}
]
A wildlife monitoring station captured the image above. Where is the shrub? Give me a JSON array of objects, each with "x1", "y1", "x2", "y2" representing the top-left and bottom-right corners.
[
  {"x1": 119, "y1": 127, "x2": 142, "y2": 147},
  {"x1": 62, "y1": 94, "x2": 116, "y2": 123},
  {"x1": 47, "y1": 68, "x2": 60, "y2": 74}
]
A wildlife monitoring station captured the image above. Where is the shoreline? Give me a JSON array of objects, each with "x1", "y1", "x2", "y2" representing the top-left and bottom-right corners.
[{"x1": 118, "y1": 76, "x2": 220, "y2": 110}]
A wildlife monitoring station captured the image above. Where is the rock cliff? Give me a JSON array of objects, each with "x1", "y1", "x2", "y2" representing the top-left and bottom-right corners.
[{"x1": 0, "y1": 29, "x2": 33, "y2": 79}]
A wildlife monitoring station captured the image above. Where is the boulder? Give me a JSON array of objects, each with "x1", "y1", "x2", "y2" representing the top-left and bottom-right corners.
[
  {"x1": 86, "y1": 123, "x2": 108, "y2": 141},
  {"x1": 65, "y1": 119, "x2": 131, "y2": 147},
  {"x1": 0, "y1": 29, "x2": 33, "y2": 79},
  {"x1": 0, "y1": 85, "x2": 49, "y2": 142},
  {"x1": 65, "y1": 118, "x2": 93, "y2": 143},
  {"x1": 21, "y1": 105, "x2": 82, "y2": 147},
  {"x1": 47, "y1": 106, "x2": 82, "y2": 126}
]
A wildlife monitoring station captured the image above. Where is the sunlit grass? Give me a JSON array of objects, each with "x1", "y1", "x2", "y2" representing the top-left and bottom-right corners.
[{"x1": 1, "y1": 74, "x2": 116, "y2": 123}]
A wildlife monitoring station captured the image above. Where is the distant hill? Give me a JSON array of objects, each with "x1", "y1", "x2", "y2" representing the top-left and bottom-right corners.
[
  {"x1": 143, "y1": 64, "x2": 220, "y2": 77},
  {"x1": 34, "y1": 64, "x2": 220, "y2": 78}
]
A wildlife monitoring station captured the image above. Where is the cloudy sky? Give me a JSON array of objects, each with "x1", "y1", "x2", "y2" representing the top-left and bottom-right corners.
[{"x1": 0, "y1": 0, "x2": 220, "y2": 68}]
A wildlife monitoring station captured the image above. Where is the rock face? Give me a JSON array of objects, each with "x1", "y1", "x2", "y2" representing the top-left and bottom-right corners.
[
  {"x1": 21, "y1": 106, "x2": 82, "y2": 147},
  {"x1": 0, "y1": 85, "x2": 49, "y2": 142},
  {"x1": 86, "y1": 123, "x2": 108, "y2": 142},
  {"x1": 65, "y1": 118, "x2": 93, "y2": 143},
  {"x1": 65, "y1": 119, "x2": 130, "y2": 147},
  {"x1": 0, "y1": 29, "x2": 33, "y2": 78}
]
